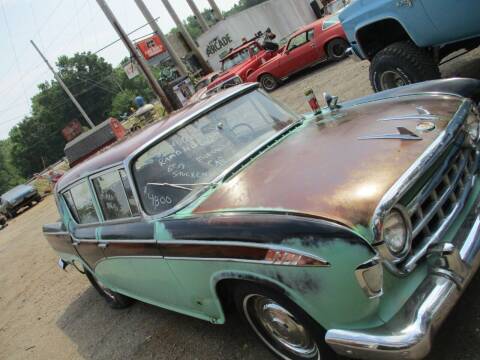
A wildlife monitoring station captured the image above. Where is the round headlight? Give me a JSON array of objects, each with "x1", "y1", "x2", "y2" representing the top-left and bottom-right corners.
[{"x1": 383, "y1": 209, "x2": 410, "y2": 259}]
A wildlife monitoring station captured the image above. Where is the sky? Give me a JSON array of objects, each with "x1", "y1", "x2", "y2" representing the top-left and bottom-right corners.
[{"x1": 0, "y1": 0, "x2": 239, "y2": 140}]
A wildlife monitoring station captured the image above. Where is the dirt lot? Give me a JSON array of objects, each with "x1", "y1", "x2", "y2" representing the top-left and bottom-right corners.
[{"x1": 1, "y1": 49, "x2": 480, "y2": 360}]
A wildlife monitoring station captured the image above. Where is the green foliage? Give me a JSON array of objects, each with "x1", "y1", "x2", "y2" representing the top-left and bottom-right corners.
[
  {"x1": 111, "y1": 89, "x2": 136, "y2": 119},
  {"x1": 0, "y1": 139, "x2": 24, "y2": 194}
]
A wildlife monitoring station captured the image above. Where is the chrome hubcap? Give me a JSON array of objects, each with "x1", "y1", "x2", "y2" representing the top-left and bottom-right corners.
[
  {"x1": 379, "y1": 70, "x2": 407, "y2": 89},
  {"x1": 244, "y1": 294, "x2": 320, "y2": 359},
  {"x1": 262, "y1": 76, "x2": 276, "y2": 90}
]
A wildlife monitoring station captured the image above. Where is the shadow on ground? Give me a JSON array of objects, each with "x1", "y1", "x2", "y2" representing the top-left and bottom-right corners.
[{"x1": 56, "y1": 271, "x2": 480, "y2": 360}]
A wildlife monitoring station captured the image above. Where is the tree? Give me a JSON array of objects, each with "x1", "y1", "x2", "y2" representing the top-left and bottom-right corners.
[
  {"x1": 9, "y1": 52, "x2": 118, "y2": 177},
  {"x1": 0, "y1": 140, "x2": 24, "y2": 194}
]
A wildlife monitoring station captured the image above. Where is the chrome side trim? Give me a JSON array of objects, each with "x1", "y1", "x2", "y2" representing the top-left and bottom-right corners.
[
  {"x1": 43, "y1": 231, "x2": 70, "y2": 236},
  {"x1": 378, "y1": 115, "x2": 439, "y2": 121},
  {"x1": 354, "y1": 257, "x2": 383, "y2": 298},
  {"x1": 97, "y1": 239, "x2": 156, "y2": 244},
  {"x1": 163, "y1": 256, "x2": 328, "y2": 267},
  {"x1": 358, "y1": 127, "x2": 422, "y2": 141}
]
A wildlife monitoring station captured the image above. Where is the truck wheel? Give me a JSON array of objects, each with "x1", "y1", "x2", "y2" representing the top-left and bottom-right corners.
[
  {"x1": 6, "y1": 210, "x2": 16, "y2": 219},
  {"x1": 260, "y1": 74, "x2": 279, "y2": 92},
  {"x1": 326, "y1": 38, "x2": 349, "y2": 61},
  {"x1": 370, "y1": 41, "x2": 440, "y2": 92},
  {"x1": 86, "y1": 270, "x2": 134, "y2": 309},
  {"x1": 234, "y1": 283, "x2": 335, "y2": 360}
]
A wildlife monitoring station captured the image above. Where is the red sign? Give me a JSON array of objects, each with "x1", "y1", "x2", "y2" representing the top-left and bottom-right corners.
[{"x1": 136, "y1": 34, "x2": 166, "y2": 60}]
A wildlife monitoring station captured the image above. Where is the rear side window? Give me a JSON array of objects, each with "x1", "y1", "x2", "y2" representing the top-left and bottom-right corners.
[
  {"x1": 93, "y1": 170, "x2": 139, "y2": 221},
  {"x1": 64, "y1": 181, "x2": 99, "y2": 224}
]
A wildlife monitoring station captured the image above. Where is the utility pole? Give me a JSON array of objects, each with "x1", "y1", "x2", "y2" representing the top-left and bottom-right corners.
[
  {"x1": 186, "y1": 0, "x2": 209, "y2": 32},
  {"x1": 134, "y1": 0, "x2": 188, "y2": 77},
  {"x1": 207, "y1": 0, "x2": 224, "y2": 21},
  {"x1": 30, "y1": 40, "x2": 95, "y2": 129},
  {"x1": 161, "y1": 0, "x2": 212, "y2": 73},
  {"x1": 96, "y1": 0, "x2": 173, "y2": 112}
]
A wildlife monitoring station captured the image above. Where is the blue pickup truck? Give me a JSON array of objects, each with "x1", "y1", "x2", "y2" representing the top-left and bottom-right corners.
[{"x1": 339, "y1": 0, "x2": 480, "y2": 91}]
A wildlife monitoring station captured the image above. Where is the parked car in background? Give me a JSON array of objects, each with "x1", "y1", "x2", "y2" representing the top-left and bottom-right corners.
[
  {"x1": 247, "y1": 15, "x2": 349, "y2": 91},
  {"x1": 194, "y1": 72, "x2": 220, "y2": 93},
  {"x1": 44, "y1": 78, "x2": 480, "y2": 360},
  {"x1": 0, "y1": 184, "x2": 42, "y2": 218},
  {"x1": 206, "y1": 38, "x2": 279, "y2": 93},
  {"x1": 340, "y1": 0, "x2": 480, "y2": 92}
]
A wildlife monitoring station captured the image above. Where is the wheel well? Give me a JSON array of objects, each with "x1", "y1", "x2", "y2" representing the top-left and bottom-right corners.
[
  {"x1": 357, "y1": 19, "x2": 411, "y2": 60},
  {"x1": 323, "y1": 37, "x2": 347, "y2": 54},
  {"x1": 215, "y1": 278, "x2": 287, "y2": 320}
]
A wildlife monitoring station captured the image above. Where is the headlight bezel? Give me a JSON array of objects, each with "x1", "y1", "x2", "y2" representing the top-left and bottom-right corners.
[{"x1": 377, "y1": 206, "x2": 412, "y2": 263}]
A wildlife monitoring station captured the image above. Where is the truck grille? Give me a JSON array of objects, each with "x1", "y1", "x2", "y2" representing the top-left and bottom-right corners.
[{"x1": 400, "y1": 131, "x2": 478, "y2": 271}]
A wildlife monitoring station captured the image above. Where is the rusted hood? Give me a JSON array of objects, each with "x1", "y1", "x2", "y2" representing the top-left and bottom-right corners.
[{"x1": 193, "y1": 94, "x2": 464, "y2": 228}]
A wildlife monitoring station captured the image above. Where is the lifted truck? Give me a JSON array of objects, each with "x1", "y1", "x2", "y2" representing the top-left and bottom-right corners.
[{"x1": 340, "y1": 0, "x2": 480, "y2": 92}]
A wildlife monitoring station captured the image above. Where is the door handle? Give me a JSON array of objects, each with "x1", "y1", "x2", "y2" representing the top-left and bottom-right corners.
[{"x1": 98, "y1": 242, "x2": 108, "y2": 249}]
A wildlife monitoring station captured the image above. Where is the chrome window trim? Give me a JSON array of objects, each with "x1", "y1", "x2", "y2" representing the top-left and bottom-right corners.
[
  {"x1": 97, "y1": 239, "x2": 156, "y2": 244},
  {"x1": 43, "y1": 231, "x2": 70, "y2": 236},
  {"x1": 371, "y1": 99, "x2": 473, "y2": 270}
]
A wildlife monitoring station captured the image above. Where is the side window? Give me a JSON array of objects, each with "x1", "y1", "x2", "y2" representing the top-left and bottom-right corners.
[
  {"x1": 92, "y1": 170, "x2": 138, "y2": 221},
  {"x1": 64, "y1": 180, "x2": 99, "y2": 224},
  {"x1": 287, "y1": 31, "x2": 309, "y2": 51}
]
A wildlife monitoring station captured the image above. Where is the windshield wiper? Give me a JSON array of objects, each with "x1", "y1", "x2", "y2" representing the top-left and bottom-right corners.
[{"x1": 147, "y1": 182, "x2": 217, "y2": 191}]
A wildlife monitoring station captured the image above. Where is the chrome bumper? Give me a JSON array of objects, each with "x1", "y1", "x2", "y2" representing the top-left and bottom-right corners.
[{"x1": 325, "y1": 207, "x2": 480, "y2": 359}]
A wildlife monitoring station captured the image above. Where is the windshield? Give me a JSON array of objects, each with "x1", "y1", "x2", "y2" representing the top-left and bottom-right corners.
[
  {"x1": 1, "y1": 185, "x2": 34, "y2": 202},
  {"x1": 322, "y1": 15, "x2": 340, "y2": 30},
  {"x1": 221, "y1": 48, "x2": 251, "y2": 71},
  {"x1": 133, "y1": 90, "x2": 298, "y2": 215}
]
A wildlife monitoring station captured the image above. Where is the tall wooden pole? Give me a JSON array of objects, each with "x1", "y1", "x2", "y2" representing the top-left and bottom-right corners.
[
  {"x1": 96, "y1": 0, "x2": 173, "y2": 112},
  {"x1": 134, "y1": 0, "x2": 188, "y2": 77},
  {"x1": 186, "y1": 0, "x2": 209, "y2": 32},
  {"x1": 162, "y1": 0, "x2": 212, "y2": 73},
  {"x1": 207, "y1": 0, "x2": 224, "y2": 21},
  {"x1": 31, "y1": 40, "x2": 95, "y2": 129}
]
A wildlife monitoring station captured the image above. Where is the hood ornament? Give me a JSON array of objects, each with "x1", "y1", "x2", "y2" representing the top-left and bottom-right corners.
[
  {"x1": 324, "y1": 92, "x2": 339, "y2": 110},
  {"x1": 378, "y1": 106, "x2": 439, "y2": 122},
  {"x1": 358, "y1": 127, "x2": 422, "y2": 141}
]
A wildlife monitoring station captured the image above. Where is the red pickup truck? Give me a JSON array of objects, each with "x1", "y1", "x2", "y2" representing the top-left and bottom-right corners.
[
  {"x1": 206, "y1": 39, "x2": 278, "y2": 93},
  {"x1": 246, "y1": 15, "x2": 349, "y2": 91}
]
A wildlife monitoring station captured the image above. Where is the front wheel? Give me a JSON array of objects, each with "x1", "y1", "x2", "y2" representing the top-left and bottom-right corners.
[
  {"x1": 235, "y1": 283, "x2": 335, "y2": 360},
  {"x1": 86, "y1": 271, "x2": 134, "y2": 309},
  {"x1": 260, "y1": 74, "x2": 279, "y2": 92},
  {"x1": 370, "y1": 41, "x2": 440, "y2": 92}
]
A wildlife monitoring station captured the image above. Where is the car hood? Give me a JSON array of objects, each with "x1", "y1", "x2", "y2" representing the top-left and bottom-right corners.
[{"x1": 193, "y1": 94, "x2": 464, "y2": 229}]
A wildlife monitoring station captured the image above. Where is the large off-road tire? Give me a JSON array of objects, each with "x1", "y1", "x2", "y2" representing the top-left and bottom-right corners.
[
  {"x1": 326, "y1": 38, "x2": 349, "y2": 61},
  {"x1": 260, "y1": 74, "x2": 279, "y2": 92},
  {"x1": 234, "y1": 283, "x2": 336, "y2": 360},
  {"x1": 370, "y1": 41, "x2": 440, "y2": 92},
  {"x1": 86, "y1": 270, "x2": 134, "y2": 309}
]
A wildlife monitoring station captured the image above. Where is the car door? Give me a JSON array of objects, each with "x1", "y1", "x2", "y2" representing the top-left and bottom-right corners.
[
  {"x1": 419, "y1": 0, "x2": 480, "y2": 43},
  {"x1": 90, "y1": 168, "x2": 186, "y2": 308},
  {"x1": 282, "y1": 29, "x2": 318, "y2": 77},
  {"x1": 62, "y1": 180, "x2": 104, "y2": 270}
]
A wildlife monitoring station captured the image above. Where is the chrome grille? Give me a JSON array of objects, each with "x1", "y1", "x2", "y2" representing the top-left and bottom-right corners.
[{"x1": 402, "y1": 137, "x2": 478, "y2": 271}]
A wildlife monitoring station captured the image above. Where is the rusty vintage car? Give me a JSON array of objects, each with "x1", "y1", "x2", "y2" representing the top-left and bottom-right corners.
[{"x1": 43, "y1": 78, "x2": 480, "y2": 360}]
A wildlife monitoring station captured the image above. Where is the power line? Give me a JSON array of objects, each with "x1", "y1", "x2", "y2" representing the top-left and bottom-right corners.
[{"x1": 93, "y1": 16, "x2": 161, "y2": 54}]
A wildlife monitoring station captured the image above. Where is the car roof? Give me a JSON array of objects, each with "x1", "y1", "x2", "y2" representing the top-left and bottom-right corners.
[{"x1": 57, "y1": 83, "x2": 259, "y2": 192}]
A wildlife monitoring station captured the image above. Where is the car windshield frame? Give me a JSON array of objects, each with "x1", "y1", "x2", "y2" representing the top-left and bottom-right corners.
[
  {"x1": 127, "y1": 87, "x2": 302, "y2": 219},
  {"x1": 221, "y1": 48, "x2": 251, "y2": 71}
]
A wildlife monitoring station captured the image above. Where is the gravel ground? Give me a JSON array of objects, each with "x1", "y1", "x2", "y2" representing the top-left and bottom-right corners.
[{"x1": 1, "y1": 49, "x2": 480, "y2": 360}]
